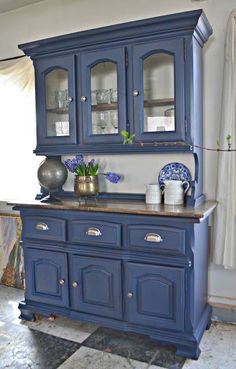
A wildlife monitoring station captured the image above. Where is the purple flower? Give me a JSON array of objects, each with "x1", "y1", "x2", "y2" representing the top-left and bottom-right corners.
[
  {"x1": 105, "y1": 172, "x2": 121, "y2": 183},
  {"x1": 88, "y1": 159, "x2": 95, "y2": 166},
  {"x1": 75, "y1": 155, "x2": 85, "y2": 166},
  {"x1": 64, "y1": 158, "x2": 78, "y2": 173}
]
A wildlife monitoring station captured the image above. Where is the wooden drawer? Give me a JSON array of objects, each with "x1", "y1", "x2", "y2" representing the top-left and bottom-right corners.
[
  {"x1": 68, "y1": 220, "x2": 121, "y2": 248},
  {"x1": 22, "y1": 216, "x2": 66, "y2": 242},
  {"x1": 126, "y1": 224, "x2": 186, "y2": 255}
]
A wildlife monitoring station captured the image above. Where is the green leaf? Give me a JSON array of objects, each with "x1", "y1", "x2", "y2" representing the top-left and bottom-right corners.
[{"x1": 121, "y1": 130, "x2": 129, "y2": 138}]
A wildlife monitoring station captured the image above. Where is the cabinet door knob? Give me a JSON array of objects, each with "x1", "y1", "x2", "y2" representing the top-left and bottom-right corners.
[
  {"x1": 144, "y1": 233, "x2": 163, "y2": 243},
  {"x1": 127, "y1": 292, "x2": 133, "y2": 299},
  {"x1": 81, "y1": 96, "x2": 87, "y2": 102},
  {"x1": 72, "y1": 281, "x2": 78, "y2": 288},
  {"x1": 133, "y1": 90, "x2": 139, "y2": 97},
  {"x1": 68, "y1": 96, "x2": 73, "y2": 102},
  {"x1": 86, "y1": 227, "x2": 102, "y2": 237},
  {"x1": 35, "y1": 222, "x2": 49, "y2": 231},
  {"x1": 59, "y1": 279, "x2": 65, "y2": 285}
]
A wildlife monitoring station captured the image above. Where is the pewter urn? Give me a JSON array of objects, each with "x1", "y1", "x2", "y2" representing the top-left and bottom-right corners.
[{"x1": 37, "y1": 157, "x2": 68, "y2": 193}]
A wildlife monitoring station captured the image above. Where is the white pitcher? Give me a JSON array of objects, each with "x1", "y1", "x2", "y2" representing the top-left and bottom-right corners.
[{"x1": 163, "y1": 180, "x2": 190, "y2": 205}]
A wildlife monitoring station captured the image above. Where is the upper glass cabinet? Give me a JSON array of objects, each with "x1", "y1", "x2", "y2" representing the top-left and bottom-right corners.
[
  {"x1": 143, "y1": 53, "x2": 175, "y2": 133},
  {"x1": 132, "y1": 39, "x2": 185, "y2": 143},
  {"x1": 45, "y1": 68, "x2": 70, "y2": 137},
  {"x1": 80, "y1": 47, "x2": 126, "y2": 144},
  {"x1": 35, "y1": 55, "x2": 76, "y2": 146},
  {"x1": 91, "y1": 61, "x2": 118, "y2": 135}
]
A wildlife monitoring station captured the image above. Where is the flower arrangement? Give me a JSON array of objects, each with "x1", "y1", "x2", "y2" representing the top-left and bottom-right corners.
[{"x1": 64, "y1": 155, "x2": 121, "y2": 183}]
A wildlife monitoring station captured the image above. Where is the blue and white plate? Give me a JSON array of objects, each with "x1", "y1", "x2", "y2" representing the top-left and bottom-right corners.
[{"x1": 158, "y1": 162, "x2": 192, "y2": 189}]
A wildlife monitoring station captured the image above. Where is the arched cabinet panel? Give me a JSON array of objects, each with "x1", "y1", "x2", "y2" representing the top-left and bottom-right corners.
[
  {"x1": 70, "y1": 255, "x2": 122, "y2": 319},
  {"x1": 24, "y1": 248, "x2": 69, "y2": 307},
  {"x1": 124, "y1": 262, "x2": 185, "y2": 331},
  {"x1": 34, "y1": 55, "x2": 76, "y2": 147}
]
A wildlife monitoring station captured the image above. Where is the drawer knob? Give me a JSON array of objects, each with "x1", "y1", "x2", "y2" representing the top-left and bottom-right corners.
[
  {"x1": 86, "y1": 227, "x2": 102, "y2": 237},
  {"x1": 59, "y1": 279, "x2": 65, "y2": 285},
  {"x1": 81, "y1": 96, "x2": 87, "y2": 102},
  {"x1": 72, "y1": 281, "x2": 78, "y2": 288},
  {"x1": 127, "y1": 292, "x2": 133, "y2": 299},
  {"x1": 144, "y1": 233, "x2": 163, "y2": 243},
  {"x1": 35, "y1": 222, "x2": 49, "y2": 231},
  {"x1": 133, "y1": 90, "x2": 139, "y2": 97}
]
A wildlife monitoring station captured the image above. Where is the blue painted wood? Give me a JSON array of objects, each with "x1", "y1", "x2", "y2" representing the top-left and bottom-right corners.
[
  {"x1": 19, "y1": 10, "x2": 212, "y2": 57},
  {"x1": 69, "y1": 255, "x2": 123, "y2": 319},
  {"x1": 126, "y1": 224, "x2": 186, "y2": 255},
  {"x1": 124, "y1": 262, "x2": 185, "y2": 331},
  {"x1": 132, "y1": 38, "x2": 185, "y2": 143},
  {"x1": 24, "y1": 248, "x2": 69, "y2": 307},
  {"x1": 33, "y1": 142, "x2": 193, "y2": 155},
  {"x1": 68, "y1": 219, "x2": 121, "y2": 248},
  {"x1": 80, "y1": 47, "x2": 127, "y2": 144},
  {"x1": 22, "y1": 216, "x2": 66, "y2": 242},
  {"x1": 34, "y1": 54, "x2": 77, "y2": 148}
]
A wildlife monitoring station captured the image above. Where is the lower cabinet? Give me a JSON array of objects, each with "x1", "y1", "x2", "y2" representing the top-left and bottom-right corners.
[
  {"x1": 124, "y1": 262, "x2": 185, "y2": 331},
  {"x1": 24, "y1": 248, "x2": 69, "y2": 307},
  {"x1": 18, "y1": 208, "x2": 212, "y2": 360},
  {"x1": 24, "y1": 248, "x2": 185, "y2": 330},
  {"x1": 69, "y1": 255, "x2": 123, "y2": 319}
]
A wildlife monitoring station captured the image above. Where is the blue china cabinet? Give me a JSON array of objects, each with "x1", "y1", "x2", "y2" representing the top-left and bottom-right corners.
[{"x1": 13, "y1": 9, "x2": 216, "y2": 361}]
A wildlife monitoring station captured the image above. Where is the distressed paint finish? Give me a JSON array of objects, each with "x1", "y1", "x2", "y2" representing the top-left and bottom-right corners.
[{"x1": 15, "y1": 205, "x2": 215, "y2": 360}]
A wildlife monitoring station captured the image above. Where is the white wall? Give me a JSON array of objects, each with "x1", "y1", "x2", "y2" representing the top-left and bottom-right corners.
[{"x1": 0, "y1": 0, "x2": 235, "y2": 307}]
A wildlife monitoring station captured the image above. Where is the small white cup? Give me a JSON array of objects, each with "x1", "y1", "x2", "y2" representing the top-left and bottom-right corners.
[{"x1": 145, "y1": 184, "x2": 162, "y2": 204}]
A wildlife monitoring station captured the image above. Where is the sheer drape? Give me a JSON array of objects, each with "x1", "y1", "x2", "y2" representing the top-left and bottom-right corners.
[
  {"x1": 213, "y1": 11, "x2": 236, "y2": 269},
  {"x1": 0, "y1": 57, "x2": 42, "y2": 200}
]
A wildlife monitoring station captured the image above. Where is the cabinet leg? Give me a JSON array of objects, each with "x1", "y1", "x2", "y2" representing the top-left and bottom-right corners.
[
  {"x1": 19, "y1": 309, "x2": 36, "y2": 322},
  {"x1": 175, "y1": 344, "x2": 201, "y2": 360},
  {"x1": 18, "y1": 302, "x2": 36, "y2": 322},
  {"x1": 206, "y1": 318, "x2": 212, "y2": 330}
]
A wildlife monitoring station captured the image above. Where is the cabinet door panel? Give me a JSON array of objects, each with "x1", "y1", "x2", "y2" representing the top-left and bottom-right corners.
[
  {"x1": 80, "y1": 47, "x2": 126, "y2": 144},
  {"x1": 35, "y1": 55, "x2": 76, "y2": 146},
  {"x1": 70, "y1": 255, "x2": 122, "y2": 319},
  {"x1": 132, "y1": 39, "x2": 185, "y2": 142},
  {"x1": 24, "y1": 248, "x2": 69, "y2": 307},
  {"x1": 125, "y1": 262, "x2": 185, "y2": 331}
]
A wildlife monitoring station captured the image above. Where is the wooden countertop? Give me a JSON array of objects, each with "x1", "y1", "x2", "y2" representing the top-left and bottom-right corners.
[{"x1": 8, "y1": 198, "x2": 217, "y2": 221}]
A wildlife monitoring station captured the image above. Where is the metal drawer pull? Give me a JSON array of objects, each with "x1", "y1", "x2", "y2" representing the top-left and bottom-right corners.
[
  {"x1": 72, "y1": 281, "x2": 78, "y2": 288},
  {"x1": 144, "y1": 233, "x2": 163, "y2": 243},
  {"x1": 127, "y1": 292, "x2": 133, "y2": 299},
  {"x1": 59, "y1": 279, "x2": 65, "y2": 285},
  {"x1": 35, "y1": 222, "x2": 49, "y2": 231},
  {"x1": 86, "y1": 227, "x2": 102, "y2": 237}
]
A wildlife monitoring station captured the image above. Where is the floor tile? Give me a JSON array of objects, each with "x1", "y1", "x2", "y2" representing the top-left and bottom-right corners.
[
  {"x1": 0, "y1": 325, "x2": 80, "y2": 369},
  {"x1": 22, "y1": 315, "x2": 98, "y2": 343},
  {"x1": 83, "y1": 327, "x2": 185, "y2": 369},
  {"x1": 183, "y1": 322, "x2": 236, "y2": 369},
  {"x1": 0, "y1": 285, "x2": 24, "y2": 323},
  {"x1": 57, "y1": 346, "x2": 165, "y2": 369}
]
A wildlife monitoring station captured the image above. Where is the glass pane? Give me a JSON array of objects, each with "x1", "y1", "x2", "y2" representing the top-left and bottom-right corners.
[
  {"x1": 91, "y1": 62, "x2": 118, "y2": 135},
  {"x1": 143, "y1": 53, "x2": 175, "y2": 133},
  {"x1": 45, "y1": 69, "x2": 70, "y2": 137}
]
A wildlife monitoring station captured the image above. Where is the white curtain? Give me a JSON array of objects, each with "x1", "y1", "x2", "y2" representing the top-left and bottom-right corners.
[
  {"x1": 0, "y1": 57, "x2": 42, "y2": 201},
  {"x1": 213, "y1": 11, "x2": 236, "y2": 269}
]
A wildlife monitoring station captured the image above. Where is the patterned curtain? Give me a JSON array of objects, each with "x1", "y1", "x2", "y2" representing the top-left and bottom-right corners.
[{"x1": 0, "y1": 215, "x2": 24, "y2": 289}]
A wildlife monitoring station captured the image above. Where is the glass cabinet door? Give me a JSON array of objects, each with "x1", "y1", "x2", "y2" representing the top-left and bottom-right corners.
[
  {"x1": 35, "y1": 55, "x2": 76, "y2": 146},
  {"x1": 132, "y1": 39, "x2": 185, "y2": 143},
  {"x1": 80, "y1": 48, "x2": 126, "y2": 144}
]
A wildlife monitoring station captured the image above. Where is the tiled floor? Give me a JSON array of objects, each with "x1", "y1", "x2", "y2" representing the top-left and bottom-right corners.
[{"x1": 0, "y1": 286, "x2": 236, "y2": 369}]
